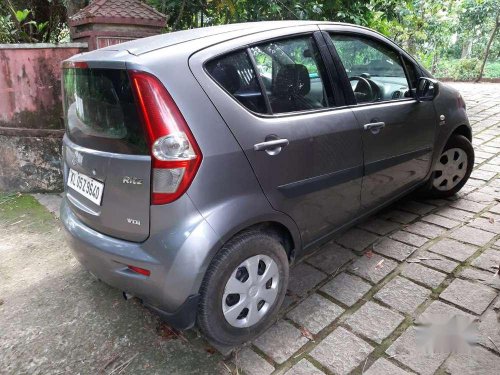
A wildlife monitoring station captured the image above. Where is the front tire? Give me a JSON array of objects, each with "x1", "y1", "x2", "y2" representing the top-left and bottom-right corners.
[
  {"x1": 197, "y1": 230, "x2": 289, "y2": 346},
  {"x1": 423, "y1": 134, "x2": 474, "y2": 198}
]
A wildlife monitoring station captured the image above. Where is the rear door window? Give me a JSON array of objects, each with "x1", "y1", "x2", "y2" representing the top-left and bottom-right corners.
[
  {"x1": 205, "y1": 51, "x2": 267, "y2": 114},
  {"x1": 63, "y1": 68, "x2": 147, "y2": 154},
  {"x1": 250, "y1": 36, "x2": 333, "y2": 114}
]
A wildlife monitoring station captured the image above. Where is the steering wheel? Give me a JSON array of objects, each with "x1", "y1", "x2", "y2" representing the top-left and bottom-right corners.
[{"x1": 349, "y1": 76, "x2": 374, "y2": 102}]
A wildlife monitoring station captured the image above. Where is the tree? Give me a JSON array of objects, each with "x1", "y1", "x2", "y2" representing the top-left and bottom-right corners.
[{"x1": 476, "y1": 6, "x2": 499, "y2": 81}]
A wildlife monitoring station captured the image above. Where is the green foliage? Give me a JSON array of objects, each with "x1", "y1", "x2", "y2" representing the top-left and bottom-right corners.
[
  {"x1": 450, "y1": 58, "x2": 481, "y2": 80},
  {"x1": 434, "y1": 59, "x2": 500, "y2": 80},
  {"x1": 0, "y1": 0, "x2": 68, "y2": 43}
]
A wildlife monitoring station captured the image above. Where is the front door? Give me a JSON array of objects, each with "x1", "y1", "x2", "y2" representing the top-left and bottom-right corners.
[
  {"x1": 325, "y1": 31, "x2": 437, "y2": 209},
  {"x1": 191, "y1": 29, "x2": 364, "y2": 246}
]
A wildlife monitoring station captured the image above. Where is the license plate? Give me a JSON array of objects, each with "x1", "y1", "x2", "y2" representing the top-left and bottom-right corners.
[{"x1": 67, "y1": 169, "x2": 104, "y2": 206}]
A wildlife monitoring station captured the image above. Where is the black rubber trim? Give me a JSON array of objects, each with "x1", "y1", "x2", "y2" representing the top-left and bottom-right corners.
[
  {"x1": 278, "y1": 165, "x2": 363, "y2": 198},
  {"x1": 144, "y1": 294, "x2": 200, "y2": 330},
  {"x1": 365, "y1": 147, "x2": 432, "y2": 176}
]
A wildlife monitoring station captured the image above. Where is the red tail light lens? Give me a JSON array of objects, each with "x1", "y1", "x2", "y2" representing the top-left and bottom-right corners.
[{"x1": 129, "y1": 71, "x2": 202, "y2": 205}]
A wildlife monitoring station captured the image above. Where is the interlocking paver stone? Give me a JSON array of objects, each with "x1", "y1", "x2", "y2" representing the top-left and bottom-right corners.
[
  {"x1": 477, "y1": 309, "x2": 500, "y2": 354},
  {"x1": 448, "y1": 226, "x2": 496, "y2": 246},
  {"x1": 470, "y1": 169, "x2": 497, "y2": 181},
  {"x1": 320, "y1": 272, "x2": 371, "y2": 307},
  {"x1": 428, "y1": 238, "x2": 477, "y2": 262},
  {"x1": 409, "y1": 250, "x2": 459, "y2": 273},
  {"x1": 471, "y1": 248, "x2": 500, "y2": 271},
  {"x1": 374, "y1": 276, "x2": 430, "y2": 314},
  {"x1": 364, "y1": 358, "x2": 410, "y2": 375},
  {"x1": 450, "y1": 199, "x2": 488, "y2": 212},
  {"x1": 390, "y1": 230, "x2": 428, "y2": 247},
  {"x1": 398, "y1": 200, "x2": 435, "y2": 215},
  {"x1": 490, "y1": 203, "x2": 500, "y2": 215},
  {"x1": 284, "y1": 359, "x2": 324, "y2": 375},
  {"x1": 288, "y1": 263, "x2": 326, "y2": 298},
  {"x1": 373, "y1": 238, "x2": 417, "y2": 261},
  {"x1": 236, "y1": 347, "x2": 274, "y2": 375},
  {"x1": 335, "y1": 228, "x2": 379, "y2": 252},
  {"x1": 469, "y1": 214, "x2": 500, "y2": 233},
  {"x1": 404, "y1": 222, "x2": 446, "y2": 239},
  {"x1": 348, "y1": 253, "x2": 398, "y2": 283},
  {"x1": 310, "y1": 327, "x2": 373, "y2": 375},
  {"x1": 287, "y1": 293, "x2": 344, "y2": 334},
  {"x1": 380, "y1": 209, "x2": 418, "y2": 224},
  {"x1": 345, "y1": 301, "x2": 404, "y2": 344},
  {"x1": 358, "y1": 218, "x2": 401, "y2": 235},
  {"x1": 444, "y1": 346, "x2": 500, "y2": 374},
  {"x1": 459, "y1": 266, "x2": 500, "y2": 290},
  {"x1": 435, "y1": 207, "x2": 475, "y2": 221},
  {"x1": 386, "y1": 326, "x2": 447, "y2": 375},
  {"x1": 416, "y1": 300, "x2": 474, "y2": 326},
  {"x1": 466, "y1": 190, "x2": 497, "y2": 203},
  {"x1": 421, "y1": 213, "x2": 460, "y2": 229},
  {"x1": 439, "y1": 278, "x2": 497, "y2": 315},
  {"x1": 401, "y1": 263, "x2": 447, "y2": 289},
  {"x1": 306, "y1": 243, "x2": 355, "y2": 274},
  {"x1": 253, "y1": 321, "x2": 308, "y2": 364}
]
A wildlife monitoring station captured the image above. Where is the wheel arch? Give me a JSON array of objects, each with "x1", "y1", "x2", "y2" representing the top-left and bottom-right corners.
[{"x1": 450, "y1": 124, "x2": 472, "y2": 142}]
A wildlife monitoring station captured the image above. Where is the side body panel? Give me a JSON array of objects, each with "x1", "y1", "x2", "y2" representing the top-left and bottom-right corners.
[
  {"x1": 189, "y1": 26, "x2": 364, "y2": 246},
  {"x1": 126, "y1": 38, "x2": 303, "y2": 252},
  {"x1": 319, "y1": 24, "x2": 438, "y2": 209}
]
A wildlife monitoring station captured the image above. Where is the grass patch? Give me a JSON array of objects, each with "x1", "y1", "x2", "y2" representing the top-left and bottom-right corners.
[{"x1": 0, "y1": 193, "x2": 56, "y2": 232}]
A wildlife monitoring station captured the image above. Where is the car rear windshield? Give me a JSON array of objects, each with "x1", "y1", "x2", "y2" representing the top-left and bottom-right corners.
[{"x1": 63, "y1": 68, "x2": 148, "y2": 155}]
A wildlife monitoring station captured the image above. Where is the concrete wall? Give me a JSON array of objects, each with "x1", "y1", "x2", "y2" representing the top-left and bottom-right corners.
[
  {"x1": 0, "y1": 43, "x2": 87, "y2": 193},
  {"x1": 0, "y1": 43, "x2": 87, "y2": 129}
]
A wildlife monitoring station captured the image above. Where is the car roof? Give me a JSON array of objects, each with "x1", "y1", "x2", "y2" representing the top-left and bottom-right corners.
[{"x1": 98, "y1": 20, "x2": 354, "y2": 56}]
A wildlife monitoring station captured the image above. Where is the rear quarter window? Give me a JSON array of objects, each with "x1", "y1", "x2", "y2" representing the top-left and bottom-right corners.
[{"x1": 205, "y1": 51, "x2": 267, "y2": 114}]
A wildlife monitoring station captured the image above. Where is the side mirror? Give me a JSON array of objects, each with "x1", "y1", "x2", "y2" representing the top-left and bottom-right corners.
[{"x1": 416, "y1": 77, "x2": 439, "y2": 102}]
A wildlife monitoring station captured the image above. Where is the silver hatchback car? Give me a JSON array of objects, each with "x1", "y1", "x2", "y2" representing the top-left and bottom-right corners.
[{"x1": 61, "y1": 21, "x2": 473, "y2": 346}]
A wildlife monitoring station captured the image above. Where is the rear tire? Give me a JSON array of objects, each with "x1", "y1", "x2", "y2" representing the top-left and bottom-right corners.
[
  {"x1": 197, "y1": 230, "x2": 289, "y2": 346},
  {"x1": 422, "y1": 134, "x2": 474, "y2": 198}
]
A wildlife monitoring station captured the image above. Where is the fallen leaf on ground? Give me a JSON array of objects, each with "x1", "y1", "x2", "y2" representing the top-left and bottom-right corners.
[
  {"x1": 375, "y1": 259, "x2": 385, "y2": 269},
  {"x1": 488, "y1": 217, "x2": 495, "y2": 224},
  {"x1": 364, "y1": 249, "x2": 374, "y2": 258},
  {"x1": 300, "y1": 326, "x2": 314, "y2": 341},
  {"x1": 205, "y1": 347, "x2": 216, "y2": 354}
]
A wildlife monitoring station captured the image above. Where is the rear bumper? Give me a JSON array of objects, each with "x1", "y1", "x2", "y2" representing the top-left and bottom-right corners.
[{"x1": 60, "y1": 195, "x2": 221, "y2": 329}]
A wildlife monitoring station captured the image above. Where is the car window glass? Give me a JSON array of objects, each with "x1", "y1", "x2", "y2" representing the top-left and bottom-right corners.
[
  {"x1": 330, "y1": 34, "x2": 411, "y2": 104},
  {"x1": 249, "y1": 36, "x2": 332, "y2": 114},
  {"x1": 206, "y1": 51, "x2": 267, "y2": 114},
  {"x1": 403, "y1": 56, "x2": 419, "y2": 89}
]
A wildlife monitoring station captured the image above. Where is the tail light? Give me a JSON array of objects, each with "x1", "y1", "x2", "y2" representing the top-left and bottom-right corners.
[{"x1": 129, "y1": 71, "x2": 202, "y2": 205}]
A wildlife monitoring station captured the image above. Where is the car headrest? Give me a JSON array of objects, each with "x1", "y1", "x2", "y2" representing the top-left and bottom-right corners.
[
  {"x1": 273, "y1": 64, "x2": 310, "y2": 97},
  {"x1": 210, "y1": 63, "x2": 241, "y2": 94}
]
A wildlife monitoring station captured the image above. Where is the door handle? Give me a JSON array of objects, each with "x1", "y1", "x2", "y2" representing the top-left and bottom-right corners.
[
  {"x1": 254, "y1": 139, "x2": 289, "y2": 154},
  {"x1": 364, "y1": 121, "x2": 385, "y2": 134}
]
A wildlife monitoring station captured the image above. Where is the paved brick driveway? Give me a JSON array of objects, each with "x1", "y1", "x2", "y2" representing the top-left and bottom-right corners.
[
  {"x1": 5, "y1": 82, "x2": 498, "y2": 374},
  {"x1": 232, "y1": 82, "x2": 500, "y2": 375}
]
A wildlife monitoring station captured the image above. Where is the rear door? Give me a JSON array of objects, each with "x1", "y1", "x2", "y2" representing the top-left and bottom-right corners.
[
  {"x1": 62, "y1": 65, "x2": 151, "y2": 242},
  {"x1": 321, "y1": 27, "x2": 437, "y2": 209},
  {"x1": 190, "y1": 27, "x2": 364, "y2": 246}
]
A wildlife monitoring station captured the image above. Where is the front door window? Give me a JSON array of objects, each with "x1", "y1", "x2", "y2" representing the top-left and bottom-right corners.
[{"x1": 330, "y1": 34, "x2": 411, "y2": 103}]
